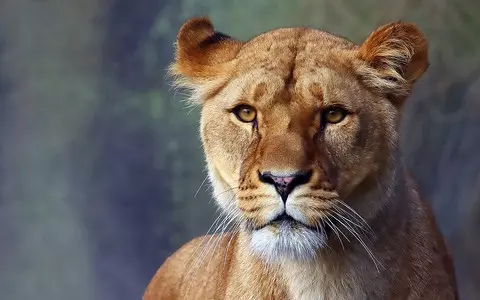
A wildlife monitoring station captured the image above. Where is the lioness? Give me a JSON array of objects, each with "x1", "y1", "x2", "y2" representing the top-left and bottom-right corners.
[{"x1": 143, "y1": 17, "x2": 458, "y2": 300}]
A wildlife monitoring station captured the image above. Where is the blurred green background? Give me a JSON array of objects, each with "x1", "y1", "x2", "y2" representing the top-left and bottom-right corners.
[{"x1": 0, "y1": 0, "x2": 478, "y2": 299}]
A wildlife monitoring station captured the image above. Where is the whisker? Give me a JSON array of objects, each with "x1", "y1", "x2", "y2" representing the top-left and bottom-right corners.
[
  {"x1": 184, "y1": 212, "x2": 224, "y2": 270},
  {"x1": 223, "y1": 223, "x2": 240, "y2": 267},
  {"x1": 184, "y1": 213, "x2": 230, "y2": 296},
  {"x1": 184, "y1": 191, "x2": 239, "y2": 296},
  {"x1": 335, "y1": 201, "x2": 375, "y2": 236},
  {"x1": 185, "y1": 185, "x2": 237, "y2": 268},
  {"x1": 186, "y1": 213, "x2": 228, "y2": 279},
  {"x1": 331, "y1": 206, "x2": 373, "y2": 240},
  {"x1": 206, "y1": 212, "x2": 238, "y2": 270},
  {"x1": 213, "y1": 186, "x2": 240, "y2": 197},
  {"x1": 331, "y1": 206, "x2": 363, "y2": 228},
  {"x1": 206, "y1": 226, "x2": 229, "y2": 269},
  {"x1": 194, "y1": 174, "x2": 209, "y2": 198},
  {"x1": 209, "y1": 186, "x2": 240, "y2": 205},
  {"x1": 333, "y1": 210, "x2": 374, "y2": 246},
  {"x1": 323, "y1": 212, "x2": 349, "y2": 250},
  {"x1": 329, "y1": 212, "x2": 383, "y2": 272},
  {"x1": 315, "y1": 218, "x2": 333, "y2": 252},
  {"x1": 187, "y1": 185, "x2": 240, "y2": 268},
  {"x1": 191, "y1": 210, "x2": 232, "y2": 271},
  {"x1": 201, "y1": 210, "x2": 238, "y2": 278}
]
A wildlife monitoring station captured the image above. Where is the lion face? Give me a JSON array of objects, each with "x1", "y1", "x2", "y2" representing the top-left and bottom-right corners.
[{"x1": 171, "y1": 18, "x2": 428, "y2": 262}]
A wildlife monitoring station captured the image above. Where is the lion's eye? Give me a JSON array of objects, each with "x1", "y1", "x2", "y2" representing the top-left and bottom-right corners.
[
  {"x1": 233, "y1": 105, "x2": 257, "y2": 123},
  {"x1": 323, "y1": 107, "x2": 347, "y2": 124}
]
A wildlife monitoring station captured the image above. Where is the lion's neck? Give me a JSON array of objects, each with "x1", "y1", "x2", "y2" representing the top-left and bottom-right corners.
[{"x1": 233, "y1": 161, "x2": 414, "y2": 299}]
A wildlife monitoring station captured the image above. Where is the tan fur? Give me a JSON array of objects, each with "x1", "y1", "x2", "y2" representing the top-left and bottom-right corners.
[{"x1": 144, "y1": 18, "x2": 458, "y2": 299}]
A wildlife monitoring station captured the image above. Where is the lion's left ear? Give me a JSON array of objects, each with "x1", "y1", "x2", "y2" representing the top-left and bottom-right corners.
[{"x1": 357, "y1": 22, "x2": 429, "y2": 104}]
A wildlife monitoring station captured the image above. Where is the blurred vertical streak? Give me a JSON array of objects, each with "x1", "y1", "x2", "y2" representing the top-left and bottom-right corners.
[
  {"x1": 88, "y1": 1, "x2": 183, "y2": 299},
  {"x1": 0, "y1": 0, "x2": 105, "y2": 299}
]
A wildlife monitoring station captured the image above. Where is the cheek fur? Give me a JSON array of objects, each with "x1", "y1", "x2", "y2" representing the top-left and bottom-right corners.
[
  {"x1": 323, "y1": 116, "x2": 360, "y2": 159},
  {"x1": 321, "y1": 116, "x2": 375, "y2": 193},
  {"x1": 201, "y1": 112, "x2": 252, "y2": 184}
]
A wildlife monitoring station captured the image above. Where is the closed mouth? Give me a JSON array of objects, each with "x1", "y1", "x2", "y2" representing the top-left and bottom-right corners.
[
  {"x1": 254, "y1": 213, "x2": 336, "y2": 235},
  {"x1": 260, "y1": 213, "x2": 317, "y2": 231},
  {"x1": 270, "y1": 213, "x2": 303, "y2": 226}
]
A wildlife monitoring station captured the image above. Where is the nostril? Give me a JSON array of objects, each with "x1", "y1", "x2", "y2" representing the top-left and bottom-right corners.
[
  {"x1": 292, "y1": 170, "x2": 313, "y2": 187},
  {"x1": 258, "y1": 171, "x2": 276, "y2": 186},
  {"x1": 258, "y1": 170, "x2": 313, "y2": 202}
]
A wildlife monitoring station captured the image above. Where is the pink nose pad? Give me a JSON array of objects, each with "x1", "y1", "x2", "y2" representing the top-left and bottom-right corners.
[{"x1": 271, "y1": 176, "x2": 295, "y2": 187}]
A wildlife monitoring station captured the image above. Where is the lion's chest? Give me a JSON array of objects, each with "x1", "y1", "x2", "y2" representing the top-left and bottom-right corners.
[{"x1": 282, "y1": 262, "x2": 364, "y2": 300}]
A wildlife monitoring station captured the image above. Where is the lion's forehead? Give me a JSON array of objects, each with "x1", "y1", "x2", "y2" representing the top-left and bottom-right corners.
[
  {"x1": 234, "y1": 27, "x2": 357, "y2": 75},
  {"x1": 215, "y1": 29, "x2": 360, "y2": 108},
  {"x1": 238, "y1": 27, "x2": 356, "y2": 56},
  {"x1": 219, "y1": 65, "x2": 355, "y2": 110}
]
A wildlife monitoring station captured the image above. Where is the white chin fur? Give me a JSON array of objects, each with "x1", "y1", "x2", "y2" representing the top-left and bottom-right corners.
[{"x1": 250, "y1": 223, "x2": 327, "y2": 263}]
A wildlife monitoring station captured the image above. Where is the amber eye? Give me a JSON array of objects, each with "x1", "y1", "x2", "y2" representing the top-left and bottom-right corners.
[
  {"x1": 323, "y1": 106, "x2": 348, "y2": 124},
  {"x1": 233, "y1": 105, "x2": 257, "y2": 123}
]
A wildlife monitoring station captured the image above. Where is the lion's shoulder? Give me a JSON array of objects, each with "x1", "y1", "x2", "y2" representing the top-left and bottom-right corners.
[{"x1": 143, "y1": 233, "x2": 236, "y2": 299}]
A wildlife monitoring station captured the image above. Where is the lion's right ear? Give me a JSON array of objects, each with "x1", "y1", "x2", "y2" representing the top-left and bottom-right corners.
[{"x1": 169, "y1": 17, "x2": 243, "y2": 86}]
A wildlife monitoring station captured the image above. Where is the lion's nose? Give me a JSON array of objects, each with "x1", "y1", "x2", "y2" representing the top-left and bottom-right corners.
[{"x1": 258, "y1": 170, "x2": 312, "y2": 202}]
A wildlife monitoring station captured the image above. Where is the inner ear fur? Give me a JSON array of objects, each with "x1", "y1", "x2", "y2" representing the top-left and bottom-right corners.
[
  {"x1": 357, "y1": 21, "x2": 429, "y2": 104},
  {"x1": 170, "y1": 17, "x2": 243, "y2": 84}
]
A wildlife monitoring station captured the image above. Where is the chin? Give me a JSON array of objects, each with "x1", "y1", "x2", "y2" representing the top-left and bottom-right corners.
[{"x1": 249, "y1": 221, "x2": 327, "y2": 264}]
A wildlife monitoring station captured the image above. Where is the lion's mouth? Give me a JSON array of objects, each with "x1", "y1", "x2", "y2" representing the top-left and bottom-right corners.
[
  {"x1": 269, "y1": 213, "x2": 305, "y2": 228},
  {"x1": 257, "y1": 213, "x2": 334, "y2": 235}
]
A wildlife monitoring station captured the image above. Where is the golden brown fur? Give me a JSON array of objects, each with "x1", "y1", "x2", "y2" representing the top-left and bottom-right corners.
[{"x1": 143, "y1": 17, "x2": 458, "y2": 299}]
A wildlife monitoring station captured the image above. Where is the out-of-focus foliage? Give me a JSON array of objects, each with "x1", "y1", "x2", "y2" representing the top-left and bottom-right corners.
[{"x1": 0, "y1": 0, "x2": 478, "y2": 299}]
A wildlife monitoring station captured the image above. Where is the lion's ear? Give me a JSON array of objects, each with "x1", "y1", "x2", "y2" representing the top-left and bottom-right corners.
[
  {"x1": 357, "y1": 22, "x2": 429, "y2": 104},
  {"x1": 170, "y1": 17, "x2": 243, "y2": 85}
]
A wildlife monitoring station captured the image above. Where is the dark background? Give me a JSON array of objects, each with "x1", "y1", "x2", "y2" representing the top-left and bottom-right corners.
[{"x1": 0, "y1": 0, "x2": 478, "y2": 299}]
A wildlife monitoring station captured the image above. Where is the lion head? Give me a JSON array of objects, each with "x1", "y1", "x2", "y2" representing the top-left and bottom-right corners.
[{"x1": 169, "y1": 18, "x2": 428, "y2": 262}]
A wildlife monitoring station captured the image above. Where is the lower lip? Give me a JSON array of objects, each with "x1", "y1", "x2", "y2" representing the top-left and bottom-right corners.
[
  {"x1": 269, "y1": 219, "x2": 316, "y2": 231},
  {"x1": 264, "y1": 218, "x2": 334, "y2": 235}
]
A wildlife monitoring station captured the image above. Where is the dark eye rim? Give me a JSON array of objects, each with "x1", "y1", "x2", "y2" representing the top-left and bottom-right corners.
[
  {"x1": 231, "y1": 104, "x2": 257, "y2": 123},
  {"x1": 321, "y1": 106, "x2": 349, "y2": 124}
]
